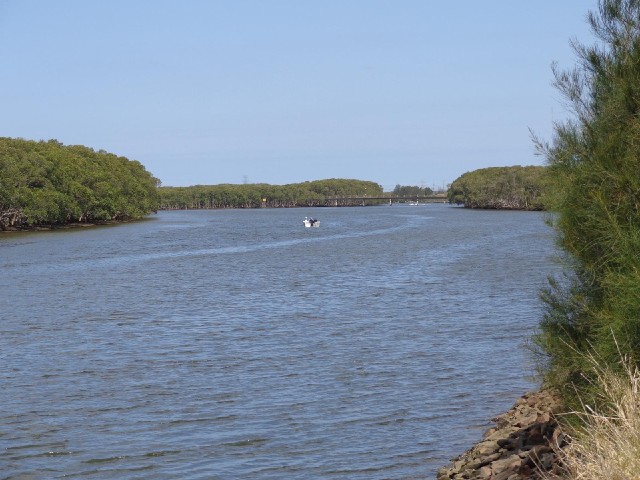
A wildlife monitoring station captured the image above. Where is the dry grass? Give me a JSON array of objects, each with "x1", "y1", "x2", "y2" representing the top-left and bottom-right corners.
[{"x1": 551, "y1": 354, "x2": 640, "y2": 479}]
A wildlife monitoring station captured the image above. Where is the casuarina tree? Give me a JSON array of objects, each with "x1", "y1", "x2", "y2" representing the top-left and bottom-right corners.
[{"x1": 535, "y1": 0, "x2": 640, "y2": 402}]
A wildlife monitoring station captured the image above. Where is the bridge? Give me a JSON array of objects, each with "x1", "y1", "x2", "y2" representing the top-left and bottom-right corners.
[{"x1": 323, "y1": 194, "x2": 447, "y2": 206}]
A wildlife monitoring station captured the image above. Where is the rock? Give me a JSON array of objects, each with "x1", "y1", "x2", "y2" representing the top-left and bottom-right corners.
[
  {"x1": 436, "y1": 389, "x2": 566, "y2": 479},
  {"x1": 537, "y1": 411, "x2": 551, "y2": 424},
  {"x1": 477, "y1": 466, "x2": 492, "y2": 479},
  {"x1": 491, "y1": 454, "x2": 522, "y2": 475},
  {"x1": 514, "y1": 410, "x2": 538, "y2": 428},
  {"x1": 475, "y1": 440, "x2": 501, "y2": 456},
  {"x1": 477, "y1": 452, "x2": 501, "y2": 468},
  {"x1": 436, "y1": 467, "x2": 453, "y2": 480},
  {"x1": 492, "y1": 471, "x2": 518, "y2": 480},
  {"x1": 486, "y1": 425, "x2": 519, "y2": 441}
]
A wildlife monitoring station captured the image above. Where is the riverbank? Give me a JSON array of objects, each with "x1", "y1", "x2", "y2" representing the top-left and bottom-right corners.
[
  {"x1": 0, "y1": 216, "x2": 155, "y2": 232},
  {"x1": 437, "y1": 389, "x2": 567, "y2": 480},
  {"x1": 0, "y1": 222, "x2": 101, "y2": 232}
]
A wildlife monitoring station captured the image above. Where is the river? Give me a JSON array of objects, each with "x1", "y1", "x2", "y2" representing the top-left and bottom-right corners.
[{"x1": 0, "y1": 205, "x2": 560, "y2": 479}]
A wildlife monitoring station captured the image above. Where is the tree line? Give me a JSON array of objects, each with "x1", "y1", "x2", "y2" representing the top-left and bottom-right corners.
[
  {"x1": 391, "y1": 184, "x2": 434, "y2": 197},
  {"x1": 0, "y1": 138, "x2": 159, "y2": 230},
  {"x1": 158, "y1": 179, "x2": 384, "y2": 209},
  {"x1": 446, "y1": 165, "x2": 550, "y2": 210}
]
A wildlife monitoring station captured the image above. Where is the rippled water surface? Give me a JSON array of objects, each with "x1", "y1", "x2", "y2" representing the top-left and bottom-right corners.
[{"x1": 1, "y1": 206, "x2": 560, "y2": 479}]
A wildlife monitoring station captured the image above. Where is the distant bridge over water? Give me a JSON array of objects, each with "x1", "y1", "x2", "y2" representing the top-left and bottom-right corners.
[{"x1": 324, "y1": 194, "x2": 448, "y2": 206}]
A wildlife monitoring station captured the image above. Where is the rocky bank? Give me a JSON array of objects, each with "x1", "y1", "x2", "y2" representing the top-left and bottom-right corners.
[{"x1": 437, "y1": 390, "x2": 567, "y2": 480}]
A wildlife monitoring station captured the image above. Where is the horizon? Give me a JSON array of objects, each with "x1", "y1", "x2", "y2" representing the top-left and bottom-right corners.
[{"x1": 1, "y1": 1, "x2": 598, "y2": 189}]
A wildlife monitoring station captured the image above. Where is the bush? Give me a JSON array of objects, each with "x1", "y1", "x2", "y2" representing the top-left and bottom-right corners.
[{"x1": 534, "y1": 0, "x2": 640, "y2": 406}]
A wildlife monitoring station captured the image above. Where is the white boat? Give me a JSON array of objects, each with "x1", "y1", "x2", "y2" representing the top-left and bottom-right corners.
[{"x1": 303, "y1": 216, "x2": 320, "y2": 227}]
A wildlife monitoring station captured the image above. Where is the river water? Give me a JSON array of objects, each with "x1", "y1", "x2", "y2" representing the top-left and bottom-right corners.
[{"x1": 1, "y1": 205, "x2": 560, "y2": 479}]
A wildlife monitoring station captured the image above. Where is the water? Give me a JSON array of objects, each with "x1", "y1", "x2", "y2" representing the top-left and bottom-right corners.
[{"x1": 0, "y1": 205, "x2": 560, "y2": 479}]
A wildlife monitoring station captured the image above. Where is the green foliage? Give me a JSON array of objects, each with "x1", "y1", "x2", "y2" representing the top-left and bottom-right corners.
[
  {"x1": 0, "y1": 137, "x2": 159, "y2": 229},
  {"x1": 446, "y1": 166, "x2": 550, "y2": 210},
  {"x1": 391, "y1": 184, "x2": 434, "y2": 197},
  {"x1": 158, "y1": 179, "x2": 384, "y2": 209},
  {"x1": 534, "y1": 0, "x2": 640, "y2": 407}
]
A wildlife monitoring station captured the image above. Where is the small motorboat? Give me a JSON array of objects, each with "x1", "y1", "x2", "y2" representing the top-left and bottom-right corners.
[{"x1": 303, "y1": 216, "x2": 320, "y2": 227}]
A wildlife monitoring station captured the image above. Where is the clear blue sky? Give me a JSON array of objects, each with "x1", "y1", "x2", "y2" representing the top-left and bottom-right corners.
[{"x1": 0, "y1": 1, "x2": 598, "y2": 190}]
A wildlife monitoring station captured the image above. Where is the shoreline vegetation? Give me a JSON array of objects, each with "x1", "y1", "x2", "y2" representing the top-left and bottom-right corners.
[
  {"x1": 0, "y1": 138, "x2": 159, "y2": 231},
  {"x1": 0, "y1": 139, "x2": 443, "y2": 231},
  {"x1": 442, "y1": 1, "x2": 640, "y2": 478},
  {"x1": 446, "y1": 166, "x2": 550, "y2": 211},
  {"x1": 157, "y1": 178, "x2": 386, "y2": 209},
  {"x1": 1, "y1": 136, "x2": 550, "y2": 232}
]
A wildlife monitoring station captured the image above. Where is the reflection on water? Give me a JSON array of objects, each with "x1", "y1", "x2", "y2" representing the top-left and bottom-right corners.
[{"x1": 0, "y1": 206, "x2": 559, "y2": 479}]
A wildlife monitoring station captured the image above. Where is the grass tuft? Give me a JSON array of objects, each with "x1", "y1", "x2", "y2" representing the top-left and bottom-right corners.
[{"x1": 549, "y1": 352, "x2": 640, "y2": 479}]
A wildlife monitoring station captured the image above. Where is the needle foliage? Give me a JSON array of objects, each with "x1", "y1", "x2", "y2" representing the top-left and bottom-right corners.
[{"x1": 534, "y1": 0, "x2": 640, "y2": 407}]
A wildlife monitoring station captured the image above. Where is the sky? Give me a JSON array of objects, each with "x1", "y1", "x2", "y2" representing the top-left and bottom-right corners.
[{"x1": 0, "y1": 1, "x2": 599, "y2": 190}]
